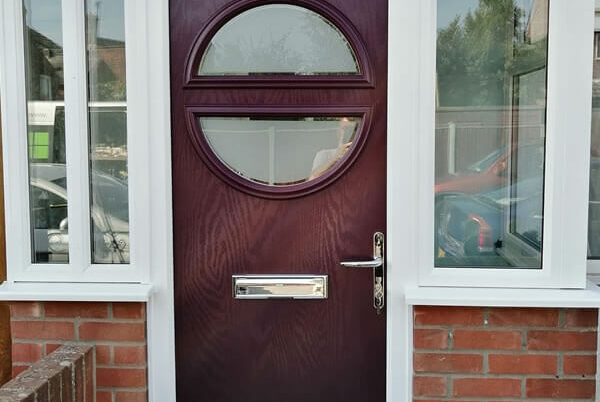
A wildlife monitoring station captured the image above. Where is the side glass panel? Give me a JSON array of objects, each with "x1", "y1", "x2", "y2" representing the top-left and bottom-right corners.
[
  {"x1": 198, "y1": 4, "x2": 360, "y2": 76},
  {"x1": 589, "y1": 27, "x2": 600, "y2": 259},
  {"x1": 199, "y1": 117, "x2": 360, "y2": 186},
  {"x1": 434, "y1": 0, "x2": 548, "y2": 269},
  {"x1": 86, "y1": 0, "x2": 130, "y2": 264},
  {"x1": 23, "y1": 0, "x2": 69, "y2": 263}
]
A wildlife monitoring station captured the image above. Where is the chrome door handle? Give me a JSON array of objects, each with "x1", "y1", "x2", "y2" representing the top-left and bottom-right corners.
[{"x1": 340, "y1": 232, "x2": 385, "y2": 315}]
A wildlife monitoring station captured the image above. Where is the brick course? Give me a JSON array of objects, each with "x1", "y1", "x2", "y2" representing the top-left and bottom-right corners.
[
  {"x1": 10, "y1": 302, "x2": 147, "y2": 402},
  {"x1": 414, "y1": 306, "x2": 598, "y2": 401}
]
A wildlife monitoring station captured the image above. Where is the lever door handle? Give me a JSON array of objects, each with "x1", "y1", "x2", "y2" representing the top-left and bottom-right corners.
[
  {"x1": 340, "y1": 257, "x2": 382, "y2": 269},
  {"x1": 340, "y1": 232, "x2": 385, "y2": 315}
]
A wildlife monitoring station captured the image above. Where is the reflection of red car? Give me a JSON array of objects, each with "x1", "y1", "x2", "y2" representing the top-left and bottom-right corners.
[
  {"x1": 435, "y1": 147, "x2": 508, "y2": 195},
  {"x1": 435, "y1": 145, "x2": 543, "y2": 195}
]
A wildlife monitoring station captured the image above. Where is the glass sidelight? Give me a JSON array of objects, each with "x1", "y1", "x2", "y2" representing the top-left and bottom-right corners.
[
  {"x1": 23, "y1": 0, "x2": 69, "y2": 263},
  {"x1": 85, "y1": 0, "x2": 130, "y2": 264},
  {"x1": 23, "y1": 0, "x2": 131, "y2": 265},
  {"x1": 434, "y1": 0, "x2": 549, "y2": 269}
]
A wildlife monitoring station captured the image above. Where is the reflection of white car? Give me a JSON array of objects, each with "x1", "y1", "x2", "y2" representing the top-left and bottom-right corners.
[{"x1": 30, "y1": 164, "x2": 129, "y2": 264}]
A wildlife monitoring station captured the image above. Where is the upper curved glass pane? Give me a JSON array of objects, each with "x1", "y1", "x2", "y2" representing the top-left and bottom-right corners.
[{"x1": 198, "y1": 4, "x2": 360, "y2": 76}]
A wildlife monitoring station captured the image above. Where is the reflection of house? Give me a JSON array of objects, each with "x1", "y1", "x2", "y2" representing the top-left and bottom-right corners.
[
  {"x1": 87, "y1": 13, "x2": 126, "y2": 101},
  {"x1": 525, "y1": 0, "x2": 549, "y2": 43},
  {"x1": 25, "y1": 19, "x2": 126, "y2": 103},
  {"x1": 25, "y1": 28, "x2": 63, "y2": 100}
]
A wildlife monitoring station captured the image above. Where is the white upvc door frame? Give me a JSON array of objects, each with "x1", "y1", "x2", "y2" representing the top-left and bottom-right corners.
[{"x1": 143, "y1": 1, "x2": 177, "y2": 400}]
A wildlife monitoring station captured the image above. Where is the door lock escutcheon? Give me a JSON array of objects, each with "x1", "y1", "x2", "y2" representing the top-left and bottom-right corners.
[{"x1": 340, "y1": 232, "x2": 385, "y2": 315}]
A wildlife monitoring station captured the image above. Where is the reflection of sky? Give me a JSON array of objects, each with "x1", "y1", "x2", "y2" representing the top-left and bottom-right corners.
[
  {"x1": 24, "y1": 0, "x2": 125, "y2": 45},
  {"x1": 438, "y1": 0, "x2": 534, "y2": 30},
  {"x1": 86, "y1": 0, "x2": 125, "y2": 42},
  {"x1": 24, "y1": 0, "x2": 63, "y2": 45},
  {"x1": 202, "y1": 4, "x2": 357, "y2": 74},
  {"x1": 438, "y1": 0, "x2": 480, "y2": 30}
]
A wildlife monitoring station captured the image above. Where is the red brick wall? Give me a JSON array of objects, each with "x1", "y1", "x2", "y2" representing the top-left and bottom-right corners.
[
  {"x1": 414, "y1": 306, "x2": 598, "y2": 401},
  {"x1": 10, "y1": 301, "x2": 147, "y2": 402}
]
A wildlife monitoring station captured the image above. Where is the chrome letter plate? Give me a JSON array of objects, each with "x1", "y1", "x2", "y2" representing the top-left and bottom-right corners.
[{"x1": 232, "y1": 275, "x2": 328, "y2": 299}]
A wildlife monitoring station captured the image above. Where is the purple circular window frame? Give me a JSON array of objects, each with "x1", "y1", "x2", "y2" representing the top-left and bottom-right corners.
[
  {"x1": 184, "y1": 0, "x2": 375, "y2": 89},
  {"x1": 185, "y1": 106, "x2": 374, "y2": 199}
]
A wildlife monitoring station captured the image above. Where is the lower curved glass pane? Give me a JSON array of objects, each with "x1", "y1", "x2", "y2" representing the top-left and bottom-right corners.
[{"x1": 199, "y1": 117, "x2": 360, "y2": 186}]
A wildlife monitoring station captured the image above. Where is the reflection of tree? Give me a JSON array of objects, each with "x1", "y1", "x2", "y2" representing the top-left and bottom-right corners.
[
  {"x1": 53, "y1": 108, "x2": 66, "y2": 164},
  {"x1": 300, "y1": 15, "x2": 357, "y2": 74},
  {"x1": 209, "y1": 33, "x2": 302, "y2": 74},
  {"x1": 89, "y1": 109, "x2": 127, "y2": 146},
  {"x1": 203, "y1": 6, "x2": 356, "y2": 74},
  {"x1": 437, "y1": 0, "x2": 547, "y2": 107}
]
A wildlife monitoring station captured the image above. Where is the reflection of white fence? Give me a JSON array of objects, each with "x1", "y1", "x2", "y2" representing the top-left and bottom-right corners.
[
  {"x1": 436, "y1": 123, "x2": 545, "y2": 178},
  {"x1": 202, "y1": 124, "x2": 355, "y2": 186}
]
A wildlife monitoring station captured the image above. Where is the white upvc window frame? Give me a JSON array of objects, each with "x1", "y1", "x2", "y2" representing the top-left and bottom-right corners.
[
  {"x1": 0, "y1": 0, "x2": 152, "y2": 283},
  {"x1": 412, "y1": 0, "x2": 595, "y2": 289}
]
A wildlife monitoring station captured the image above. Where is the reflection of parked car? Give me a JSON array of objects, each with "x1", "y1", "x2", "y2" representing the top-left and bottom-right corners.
[
  {"x1": 30, "y1": 163, "x2": 129, "y2": 263},
  {"x1": 435, "y1": 177, "x2": 543, "y2": 267}
]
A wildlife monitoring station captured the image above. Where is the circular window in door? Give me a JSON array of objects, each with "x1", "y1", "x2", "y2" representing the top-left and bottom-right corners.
[{"x1": 184, "y1": 1, "x2": 375, "y2": 198}]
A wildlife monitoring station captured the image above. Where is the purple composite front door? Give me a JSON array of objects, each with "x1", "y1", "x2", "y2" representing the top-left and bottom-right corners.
[{"x1": 170, "y1": 0, "x2": 388, "y2": 401}]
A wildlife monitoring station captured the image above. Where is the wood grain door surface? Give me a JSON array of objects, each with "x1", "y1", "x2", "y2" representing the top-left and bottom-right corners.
[{"x1": 170, "y1": 0, "x2": 388, "y2": 401}]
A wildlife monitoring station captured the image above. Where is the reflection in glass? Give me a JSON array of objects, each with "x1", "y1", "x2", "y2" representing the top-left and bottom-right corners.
[
  {"x1": 199, "y1": 117, "x2": 360, "y2": 186},
  {"x1": 588, "y1": 32, "x2": 600, "y2": 258},
  {"x1": 434, "y1": 0, "x2": 548, "y2": 269},
  {"x1": 86, "y1": 0, "x2": 130, "y2": 263},
  {"x1": 198, "y1": 4, "x2": 359, "y2": 76},
  {"x1": 23, "y1": 0, "x2": 69, "y2": 263}
]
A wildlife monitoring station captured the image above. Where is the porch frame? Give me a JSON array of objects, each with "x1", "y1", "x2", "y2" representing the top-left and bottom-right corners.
[{"x1": 1, "y1": 0, "x2": 600, "y2": 401}]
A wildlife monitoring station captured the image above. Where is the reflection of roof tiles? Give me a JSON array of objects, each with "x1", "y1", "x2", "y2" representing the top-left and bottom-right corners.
[
  {"x1": 94, "y1": 37, "x2": 125, "y2": 48},
  {"x1": 28, "y1": 28, "x2": 61, "y2": 53},
  {"x1": 29, "y1": 27, "x2": 124, "y2": 50}
]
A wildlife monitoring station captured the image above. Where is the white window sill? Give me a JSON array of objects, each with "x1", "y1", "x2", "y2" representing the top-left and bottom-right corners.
[
  {"x1": 0, "y1": 282, "x2": 153, "y2": 302},
  {"x1": 405, "y1": 280, "x2": 600, "y2": 308}
]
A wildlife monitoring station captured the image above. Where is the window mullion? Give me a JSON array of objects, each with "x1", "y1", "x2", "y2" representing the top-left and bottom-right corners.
[
  {"x1": 61, "y1": 0, "x2": 91, "y2": 275},
  {"x1": 123, "y1": 0, "x2": 151, "y2": 281}
]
